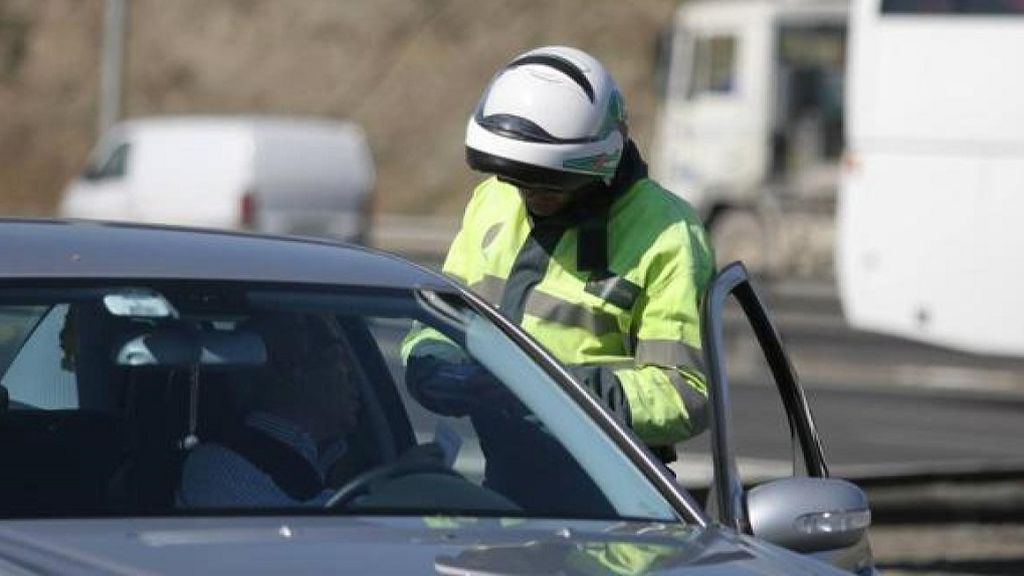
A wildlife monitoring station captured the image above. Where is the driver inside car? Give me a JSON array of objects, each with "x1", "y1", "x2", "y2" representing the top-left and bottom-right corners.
[{"x1": 177, "y1": 312, "x2": 369, "y2": 508}]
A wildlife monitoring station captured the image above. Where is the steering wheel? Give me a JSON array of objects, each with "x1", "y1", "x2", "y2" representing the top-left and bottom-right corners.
[{"x1": 324, "y1": 455, "x2": 463, "y2": 509}]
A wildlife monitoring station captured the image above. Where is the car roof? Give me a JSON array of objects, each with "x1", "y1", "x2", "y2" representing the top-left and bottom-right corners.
[{"x1": 0, "y1": 219, "x2": 453, "y2": 289}]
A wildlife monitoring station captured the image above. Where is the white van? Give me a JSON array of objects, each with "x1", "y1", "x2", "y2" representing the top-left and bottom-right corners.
[{"x1": 59, "y1": 116, "x2": 375, "y2": 243}]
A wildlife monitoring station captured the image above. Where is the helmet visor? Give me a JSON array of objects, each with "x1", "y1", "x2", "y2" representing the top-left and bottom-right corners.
[{"x1": 466, "y1": 146, "x2": 600, "y2": 194}]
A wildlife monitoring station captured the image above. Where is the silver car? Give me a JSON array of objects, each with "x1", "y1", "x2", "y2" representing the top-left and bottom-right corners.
[{"x1": 0, "y1": 219, "x2": 873, "y2": 575}]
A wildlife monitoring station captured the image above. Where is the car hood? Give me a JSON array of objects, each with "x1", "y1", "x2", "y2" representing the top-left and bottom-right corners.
[{"x1": 0, "y1": 516, "x2": 844, "y2": 575}]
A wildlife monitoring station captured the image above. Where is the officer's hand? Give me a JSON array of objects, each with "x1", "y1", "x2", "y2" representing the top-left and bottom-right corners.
[
  {"x1": 406, "y1": 356, "x2": 478, "y2": 417},
  {"x1": 406, "y1": 356, "x2": 523, "y2": 417}
]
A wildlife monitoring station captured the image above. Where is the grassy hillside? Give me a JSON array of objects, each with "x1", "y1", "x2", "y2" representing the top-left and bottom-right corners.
[{"x1": 0, "y1": 0, "x2": 676, "y2": 217}]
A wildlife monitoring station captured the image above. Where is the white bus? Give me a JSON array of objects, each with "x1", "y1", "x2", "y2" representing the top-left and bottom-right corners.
[{"x1": 837, "y1": 0, "x2": 1024, "y2": 355}]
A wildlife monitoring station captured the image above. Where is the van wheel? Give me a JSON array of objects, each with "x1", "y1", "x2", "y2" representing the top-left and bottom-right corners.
[{"x1": 709, "y1": 208, "x2": 769, "y2": 278}]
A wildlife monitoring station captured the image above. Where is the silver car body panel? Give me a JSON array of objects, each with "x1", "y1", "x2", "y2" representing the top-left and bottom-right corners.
[{"x1": 0, "y1": 517, "x2": 848, "y2": 575}]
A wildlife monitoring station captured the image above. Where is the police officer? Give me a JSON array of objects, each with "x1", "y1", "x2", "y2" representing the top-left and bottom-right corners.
[{"x1": 403, "y1": 46, "x2": 715, "y2": 464}]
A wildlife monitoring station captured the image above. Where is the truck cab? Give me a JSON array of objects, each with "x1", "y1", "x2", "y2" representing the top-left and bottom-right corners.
[{"x1": 651, "y1": 0, "x2": 847, "y2": 276}]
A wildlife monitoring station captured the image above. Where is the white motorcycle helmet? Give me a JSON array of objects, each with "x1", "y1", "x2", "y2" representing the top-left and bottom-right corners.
[{"x1": 465, "y1": 46, "x2": 627, "y2": 192}]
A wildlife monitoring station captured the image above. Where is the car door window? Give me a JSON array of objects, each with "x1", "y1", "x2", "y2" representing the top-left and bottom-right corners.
[
  {"x1": 700, "y1": 263, "x2": 829, "y2": 526},
  {"x1": 367, "y1": 317, "x2": 486, "y2": 481},
  {"x1": 0, "y1": 305, "x2": 46, "y2": 374},
  {"x1": 0, "y1": 300, "x2": 126, "y2": 517},
  {"x1": 670, "y1": 295, "x2": 795, "y2": 498},
  {"x1": 1, "y1": 304, "x2": 78, "y2": 410},
  {"x1": 363, "y1": 308, "x2": 681, "y2": 521},
  {"x1": 719, "y1": 294, "x2": 797, "y2": 483}
]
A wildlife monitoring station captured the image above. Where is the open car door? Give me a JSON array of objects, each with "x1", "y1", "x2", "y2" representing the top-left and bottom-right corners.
[{"x1": 701, "y1": 262, "x2": 877, "y2": 575}]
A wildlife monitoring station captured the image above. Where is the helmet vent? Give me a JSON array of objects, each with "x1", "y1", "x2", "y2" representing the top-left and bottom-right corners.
[{"x1": 506, "y1": 54, "x2": 595, "y2": 103}]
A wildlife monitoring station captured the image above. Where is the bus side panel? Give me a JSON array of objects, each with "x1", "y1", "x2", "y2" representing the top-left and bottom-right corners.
[
  {"x1": 854, "y1": 19, "x2": 1024, "y2": 147},
  {"x1": 839, "y1": 0, "x2": 1024, "y2": 355},
  {"x1": 839, "y1": 152, "x2": 1024, "y2": 356}
]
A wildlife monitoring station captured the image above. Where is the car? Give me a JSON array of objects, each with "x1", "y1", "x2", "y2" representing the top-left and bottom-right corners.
[
  {"x1": 58, "y1": 116, "x2": 375, "y2": 243},
  {"x1": 0, "y1": 218, "x2": 874, "y2": 575}
]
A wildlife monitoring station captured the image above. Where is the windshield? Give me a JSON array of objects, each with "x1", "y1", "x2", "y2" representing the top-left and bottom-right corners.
[{"x1": 0, "y1": 281, "x2": 679, "y2": 522}]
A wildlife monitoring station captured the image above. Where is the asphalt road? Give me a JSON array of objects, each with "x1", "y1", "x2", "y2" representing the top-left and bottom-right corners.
[{"x1": 728, "y1": 382, "x2": 1024, "y2": 478}]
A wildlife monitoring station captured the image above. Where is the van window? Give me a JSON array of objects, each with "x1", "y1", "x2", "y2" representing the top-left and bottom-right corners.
[
  {"x1": 85, "y1": 143, "x2": 131, "y2": 181},
  {"x1": 882, "y1": 0, "x2": 1024, "y2": 15},
  {"x1": 689, "y1": 35, "x2": 738, "y2": 98}
]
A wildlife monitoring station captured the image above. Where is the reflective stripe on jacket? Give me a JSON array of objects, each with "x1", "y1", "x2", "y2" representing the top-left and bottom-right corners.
[{"x1": 403, "y1": 175, "x2": 715, "y2": 446}]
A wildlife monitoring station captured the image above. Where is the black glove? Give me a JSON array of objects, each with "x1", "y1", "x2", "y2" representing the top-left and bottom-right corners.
[
  {"x1": 566, "y1": 365, "x2": 631, "y2": 427},
  {"x1": 406, "y1": 356, "x2": 522, "y2": 417}
]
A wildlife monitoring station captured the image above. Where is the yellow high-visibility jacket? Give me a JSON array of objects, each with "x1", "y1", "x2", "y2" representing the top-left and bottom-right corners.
[{"x1": 403, "y1": 169, "x2": 715, "y2": 449}]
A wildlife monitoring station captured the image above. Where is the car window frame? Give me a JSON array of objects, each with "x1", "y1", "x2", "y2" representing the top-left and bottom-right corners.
[{"x1": 700, "y1": 262, "x2": 829, "y2": 532}]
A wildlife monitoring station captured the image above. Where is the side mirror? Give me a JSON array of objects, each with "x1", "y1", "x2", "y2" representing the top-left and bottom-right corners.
[{"x1": 747, "y1": 477, "x2": 871, "y2": 553}]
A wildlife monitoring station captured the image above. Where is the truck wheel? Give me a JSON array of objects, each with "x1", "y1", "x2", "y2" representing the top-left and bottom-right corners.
[{"x1": 709, "y1": 208, "x2": 769, "y2": 278}]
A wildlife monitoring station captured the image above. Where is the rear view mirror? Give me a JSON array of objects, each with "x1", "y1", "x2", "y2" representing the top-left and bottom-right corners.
[
  {"x1": 115, "y1": 328, "x2": 266, "y2": 368},
  {"x1": 747, "y1": 477, "x2": 871, "y2": 553},
  {"x1": 197, "y1": 331, "x2": 267, "y2": 368}
]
